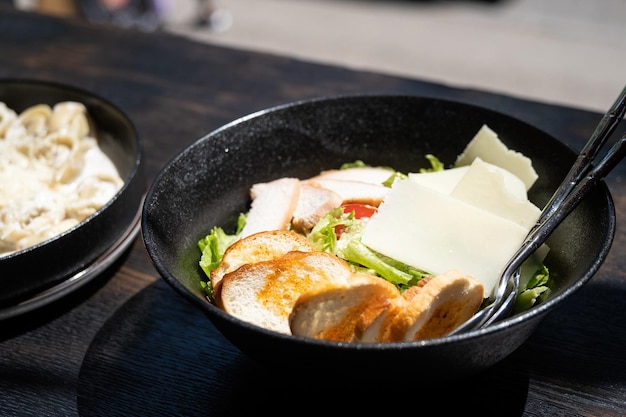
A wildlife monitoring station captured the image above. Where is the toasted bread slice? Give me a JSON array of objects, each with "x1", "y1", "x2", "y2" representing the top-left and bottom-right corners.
[
  {"x1": 362, "y1": 270, "x2": 484, "y2": 342},
  {"x1": 289, "y1": 273, "x2": 401, "y2": 342},
  {"x1": 216, "y1": 251, "x2": 353, "y2": 334},
  {"x1": 291, "y1": 183, "x2": 343, "y2": 234},
  {"x1": 392, "y1": 270, "x2": 483, "y2": 341},
  {"x1": 239, "y1": 177, "x2": 300, "y2": 239},
  {"x1": 355, "y1": 295, "x2": 407, "y2": 343},
  {"x1": 210, "y1": 230, "x2": 315, "y2": 289},
  {"x1": 355, "y1": 278, "x2": 437, "y2": 343}
]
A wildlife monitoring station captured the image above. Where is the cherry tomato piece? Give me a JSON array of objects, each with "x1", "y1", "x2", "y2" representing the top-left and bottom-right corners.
[
  {"x1": 341, "y1": 203, "x2": 378, "y2": 219},
  {"x1": 334, "y1": 224, "x2": 346, "y2": 239},
  {"x1": 334, "y1": 203, "x2": 378, "y2": 239}
]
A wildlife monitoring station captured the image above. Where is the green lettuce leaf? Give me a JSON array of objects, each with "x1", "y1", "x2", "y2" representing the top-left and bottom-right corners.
[
  {"x1": 514, "y1": 264, "x2": 552, "y2": 313},
  {"x1": 198, "y1": 213, "x2": 246, "y2": 279},
  {"x1": 307, "y1": 209, "x2": 428, "y2": 290},
  {"x1": 420, "y1": 154, "x2": 445, "y2": 172}
]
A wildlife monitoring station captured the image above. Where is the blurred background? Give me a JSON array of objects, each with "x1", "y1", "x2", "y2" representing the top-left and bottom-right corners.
[{"x1": 13, "y1": 0, "x2": 626, "y2": 113}]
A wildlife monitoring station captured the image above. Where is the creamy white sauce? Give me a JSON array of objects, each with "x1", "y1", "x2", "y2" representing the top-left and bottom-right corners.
[{"x1": 0, "y1": 101, "x2": 124, "y2": 257}]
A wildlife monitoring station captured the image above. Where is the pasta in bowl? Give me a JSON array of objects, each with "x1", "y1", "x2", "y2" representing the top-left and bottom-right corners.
[
  {"x1": 0, "y1": 79, "x2": 143, "y2": 310},
  {"x1": 0, "y1": 101, "x2": 124, "y2": 257}
]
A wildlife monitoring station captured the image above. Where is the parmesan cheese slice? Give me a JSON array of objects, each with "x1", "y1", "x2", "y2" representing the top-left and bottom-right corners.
[
  {"x1": 408, "y1": 166, "x2": 470, "y2": 194},
  {"x1": 409, "y1": 159, "x2": 528, "y2": 201},
  {"x1": 455, "y1": 124, "x2": 538, "y2": 190},
  {"x1": 450, "y1": 158, "x2": 541, "y2": 229},
  {"x1": 361, "y1": 179, "x2": 533, "y2": 297}
]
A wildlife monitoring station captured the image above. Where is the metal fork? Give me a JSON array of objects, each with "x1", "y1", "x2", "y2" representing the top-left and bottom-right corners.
[{"x1": 451, "y1": 85, "x2": 626, "y2": 335}]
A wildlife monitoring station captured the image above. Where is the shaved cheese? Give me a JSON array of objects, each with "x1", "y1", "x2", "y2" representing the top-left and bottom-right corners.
[
  {"x1": 455, "y1": 124, "x2": 538, "y2": 190},
  {"x1": 408, "y1": 166, "x2": 470, "y2": 194},
  {"x1": 450, "y1": 158, "x2": 541, "y2": 229},
  {"x1": 362, "y1": 125, "x2": 548, "y2": 297},
  {"x1": 408, "y1": 159, "x2": 527, "y2": 201},
  {"x1": 361, "y1": 180, "x2": 531, "y2": 296}
]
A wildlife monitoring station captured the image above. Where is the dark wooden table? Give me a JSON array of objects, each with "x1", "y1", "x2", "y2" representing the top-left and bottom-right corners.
[{"x1": 1, "y1": 6, "x2": 625, "y2": 416}]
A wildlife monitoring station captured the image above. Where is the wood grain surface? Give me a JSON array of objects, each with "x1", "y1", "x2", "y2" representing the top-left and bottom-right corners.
[{"x1": 0, "y1": 6, "x2": 624, "y2": 417}]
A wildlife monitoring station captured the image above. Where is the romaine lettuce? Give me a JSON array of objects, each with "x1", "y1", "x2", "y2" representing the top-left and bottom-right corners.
[
  {"x1": 198, "y1": 213, "x2": 246, "y2": 278},
  {"x1": 514, "y1": 264, "x2": 552, "y2": 313},
  {"x1": 306, "y1": 208, "x2": 428, "y2": 290}
]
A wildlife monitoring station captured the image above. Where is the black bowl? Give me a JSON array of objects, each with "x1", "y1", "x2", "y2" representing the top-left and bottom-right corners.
[
  {"x1": 142, "y1": 95, "x2": 615, "y2": 384},
  {"x1": 0, "y1": 79, "x2": 144, "y2": 308}
]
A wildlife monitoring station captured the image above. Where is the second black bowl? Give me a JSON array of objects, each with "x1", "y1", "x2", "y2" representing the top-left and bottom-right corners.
[{"x1": 0, "y1": 79, "x2": 144, "y2": 308}]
